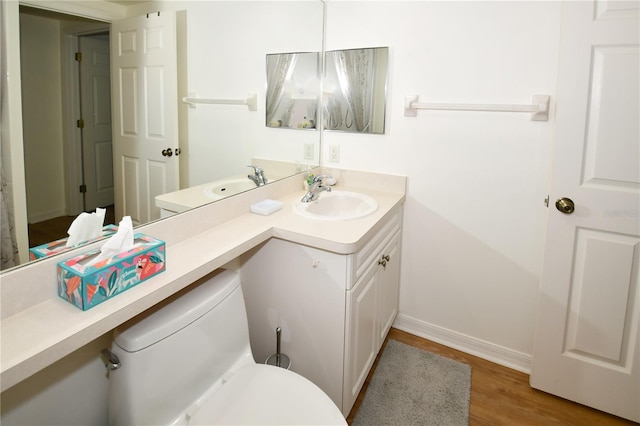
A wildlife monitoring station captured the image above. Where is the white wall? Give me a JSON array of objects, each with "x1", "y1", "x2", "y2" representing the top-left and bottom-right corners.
[
  {"x1": 323, "y1": 1, "x2": 562, "y2": 368},
  {"x1": 19, "y1": 13, "x2": 67, "y2": 223}
]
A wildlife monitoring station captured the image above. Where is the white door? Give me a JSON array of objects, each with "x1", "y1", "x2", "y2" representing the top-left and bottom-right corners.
[
  {"x1": 111, "y1": 11, "x2": 179, "y2": 226},
  {"x1": 531, "y1": 1, "x2": 640, "y2": 422},
  {"x1": 79, "y1": 34, "x2": 114, "y2": 211}
]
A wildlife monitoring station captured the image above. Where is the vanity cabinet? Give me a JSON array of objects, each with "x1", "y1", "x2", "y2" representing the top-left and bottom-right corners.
[
  {"x1": 238, "y1": 206, "x2": 402, "y2": 417},
  {"x1": 343, "y1": 222, "x2": 402, "y2": 414}
]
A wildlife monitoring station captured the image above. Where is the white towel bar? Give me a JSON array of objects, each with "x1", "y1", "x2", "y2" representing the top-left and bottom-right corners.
[
  {"x1": 404, "y1": 94, "x2": 550, "y2": 121},
  {"x1": 182, "y1": 92, "x2": 257, "y2": 111}
]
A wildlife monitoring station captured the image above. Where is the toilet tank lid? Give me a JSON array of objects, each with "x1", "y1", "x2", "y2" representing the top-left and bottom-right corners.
[{"x1": 114, "y1": 269, "x2": 241, "y2": 352}]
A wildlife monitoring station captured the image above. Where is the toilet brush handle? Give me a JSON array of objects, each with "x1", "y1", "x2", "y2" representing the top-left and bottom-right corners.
[{"x1": 276, "y1": 327, "x2": 282, "y2": 367}]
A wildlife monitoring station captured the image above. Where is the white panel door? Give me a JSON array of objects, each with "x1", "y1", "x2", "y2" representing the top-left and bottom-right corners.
[
  {"x1": 79, "y1": 35, "x2": 114, "y2": 211},
  {"x1": 111, "y1": 11, "x2": 179, "y2": 225},
  {"x1": 531, "y1": 1, "x2": 640, "y2": 422}
]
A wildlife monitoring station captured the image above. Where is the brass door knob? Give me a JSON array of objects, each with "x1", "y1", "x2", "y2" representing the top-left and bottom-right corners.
[
  {"x1": 555, "y1": 197, "x2": 575, "y2": 214},
  {"x1": 161, "y1": 148, "x2": 173, "y2": 157}
]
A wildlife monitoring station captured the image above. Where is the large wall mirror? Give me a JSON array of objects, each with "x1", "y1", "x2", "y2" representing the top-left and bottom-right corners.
[
  {"x1": 1, "y1": 1, "x2": 323, "y2": 272},
  {"x1": 323, "y1": 47, "x2": 389, "y2": 134}
]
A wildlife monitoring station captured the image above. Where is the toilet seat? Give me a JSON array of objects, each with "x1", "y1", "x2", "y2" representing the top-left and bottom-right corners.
[{"x1": 188, "y1": 364, "x2": 346, "y2": 425}]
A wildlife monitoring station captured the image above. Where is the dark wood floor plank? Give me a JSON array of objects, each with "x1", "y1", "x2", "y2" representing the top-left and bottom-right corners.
[{"x1": 28, "y1": 206, "x2": 116, "y2": 247}]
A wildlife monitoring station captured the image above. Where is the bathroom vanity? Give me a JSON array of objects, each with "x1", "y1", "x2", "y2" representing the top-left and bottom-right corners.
[
  {"x1": 239, "y1": 206, "x2": 402, "y2": 415},
  {"x1": 0, "y1": 168, "x2": 405, "y2": 410}
]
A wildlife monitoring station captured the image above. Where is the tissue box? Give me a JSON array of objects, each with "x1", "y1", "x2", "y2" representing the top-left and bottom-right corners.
[
  {"x1": 29, "y1": 224, "x2": 119, "y2": 261},
  {"x1": 57, "y1": 234, "x2": 165, "y2": 311}
]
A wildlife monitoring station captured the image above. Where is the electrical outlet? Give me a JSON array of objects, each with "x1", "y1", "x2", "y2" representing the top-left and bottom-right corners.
[
  {"x1": 303, "y1": 143, "x2": 314, "y2": 160},
  {"x1": 329, "y1": 145, "x2": 340, "y2": 163}
]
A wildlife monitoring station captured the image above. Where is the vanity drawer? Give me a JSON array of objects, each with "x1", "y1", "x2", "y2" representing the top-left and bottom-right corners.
[{"x1": 348, "y1": 206, "x2": 402, "y2": 289}]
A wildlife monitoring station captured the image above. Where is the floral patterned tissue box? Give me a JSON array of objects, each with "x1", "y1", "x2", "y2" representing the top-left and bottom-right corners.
[{"x1": 57, "y1": 234, "x2": 165, "y2": 311}]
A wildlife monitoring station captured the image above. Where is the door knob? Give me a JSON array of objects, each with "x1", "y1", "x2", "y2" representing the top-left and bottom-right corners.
[
  {"x1": 161, "y1": 148, "x2": 173, "y2": 157},
  {"x1": 555, "y1": 197, "x2": 575, "y2": 214}
]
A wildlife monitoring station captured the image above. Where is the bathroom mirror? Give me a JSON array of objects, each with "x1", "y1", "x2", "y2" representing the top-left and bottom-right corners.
[
  {"x1": 266, "y1": 52, "x2": 321, "y2": 130},
  {"x1": 323, "y1": 47, "x2": 389, "y2": 134},
  {"x1": 2, "y1": 1, "x2": 323, "y2": 271}
]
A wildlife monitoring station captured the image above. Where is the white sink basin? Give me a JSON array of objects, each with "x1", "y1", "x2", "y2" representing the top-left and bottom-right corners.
[
  {"x1": 293, "y1": 191, "x2": 378, "y2": 220},
  {"x1": 203, "y1": 178, "x2": 257, "y2": 200}
]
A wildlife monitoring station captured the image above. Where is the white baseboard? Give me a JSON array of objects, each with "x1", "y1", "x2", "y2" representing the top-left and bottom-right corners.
[
  {"x1": 393, "y1": 314, "x2": 532, "y2": 374},
  {"x1": 28, "y1": 208, "x2": 67, "y2": 224}
]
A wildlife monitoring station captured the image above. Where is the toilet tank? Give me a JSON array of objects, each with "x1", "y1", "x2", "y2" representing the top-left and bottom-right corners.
[{"x1": 108, "y1": 269, "x2": 254, "y2": 426}]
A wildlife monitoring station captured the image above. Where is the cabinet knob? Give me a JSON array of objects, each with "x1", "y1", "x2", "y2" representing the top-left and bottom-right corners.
[{"x1": 378, "y1": 254, "x2": 391, "y2": 270}]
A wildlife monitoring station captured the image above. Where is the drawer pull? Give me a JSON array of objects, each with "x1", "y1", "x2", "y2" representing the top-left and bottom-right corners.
[{"x1": 378, "y1": 254, "x2": 391, "y2": 270}]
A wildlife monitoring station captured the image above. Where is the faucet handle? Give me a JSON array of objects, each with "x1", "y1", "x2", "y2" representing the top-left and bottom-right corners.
[
  {"x1": 311, "y1": 174, "x2": 330, "y2": 183},
  {"x1": 247, "y1": 165, "x2": 264, "y2": 175}
]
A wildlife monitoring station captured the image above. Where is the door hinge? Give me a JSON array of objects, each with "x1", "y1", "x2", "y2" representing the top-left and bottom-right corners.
[
  {"x1": 77, "y1": 119, "x2": 85, "y2": 129},
  {"x1": 79, "y1": 184, "x2": 87, "y2": 193},
  {"x1": 75, "y1": 52, "x2": 82, "y2": 62}
]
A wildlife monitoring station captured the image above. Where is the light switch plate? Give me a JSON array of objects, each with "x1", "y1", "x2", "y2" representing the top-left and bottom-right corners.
[
  {"x1": 329, "y1": 145, "x2": 340, "y2": 162},
  {"x1": 303, "y1": 143, "x2": 314, "y2": 160}
]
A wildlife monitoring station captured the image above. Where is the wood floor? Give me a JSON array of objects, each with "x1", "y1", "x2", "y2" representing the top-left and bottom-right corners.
[
  {"x1": 28, "y1": 206, "x2": 116, "y2": 248},
  {"x1": 347, "y1": 328, "x2": 638, "y2": 426}
]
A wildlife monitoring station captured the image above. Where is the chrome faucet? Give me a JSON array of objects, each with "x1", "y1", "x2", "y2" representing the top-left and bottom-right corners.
[
  {"x1": 247, "y1": 166, "x2": 267, "y2": 187},
  {"x1": 301, "y1": 175, "x2": 332, "y2": 202}
]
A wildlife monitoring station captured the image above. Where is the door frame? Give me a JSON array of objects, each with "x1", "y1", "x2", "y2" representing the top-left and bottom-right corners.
[{"x1": 61, "y1": 26, "x2": 110, "y2": 217}]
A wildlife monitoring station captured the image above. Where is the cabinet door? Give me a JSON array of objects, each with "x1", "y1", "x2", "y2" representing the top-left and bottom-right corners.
[
  {"x1": 377, "y1": 230, "x2": 402, "y2": 349},
  {"x1": 343, "y1": 261, "x2": 379, "y2": 416}
]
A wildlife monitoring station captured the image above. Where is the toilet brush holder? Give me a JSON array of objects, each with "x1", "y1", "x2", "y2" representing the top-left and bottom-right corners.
[{"x1": 265, "y1": 326, "x2": 291, "y2": 370}]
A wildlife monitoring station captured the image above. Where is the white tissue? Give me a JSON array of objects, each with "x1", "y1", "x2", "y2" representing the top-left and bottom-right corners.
[
  {"x1": 66, "y1": 208, "x2": 106, "y2": 247},
  {"x1": 88, "y1": 216, "x2": 135, "y2": 266}
]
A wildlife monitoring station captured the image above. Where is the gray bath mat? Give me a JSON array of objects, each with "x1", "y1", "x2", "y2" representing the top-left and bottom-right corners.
[{"x1": 352, "y1": 339, "x2": 471, "y2": 425}]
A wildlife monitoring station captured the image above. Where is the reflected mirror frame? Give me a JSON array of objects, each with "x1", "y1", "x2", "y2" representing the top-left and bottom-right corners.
[
  {"x1": 322, "y1": 46, "x2": 389, "y2": 135},
  {"x1": 265, "y1": 51, "x2": 321, "y2": 131}
]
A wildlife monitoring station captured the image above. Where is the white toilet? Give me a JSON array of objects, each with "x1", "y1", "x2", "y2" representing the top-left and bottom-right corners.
[{"x1": 107, "y1": 269, "x2": 347, "y2": 425}]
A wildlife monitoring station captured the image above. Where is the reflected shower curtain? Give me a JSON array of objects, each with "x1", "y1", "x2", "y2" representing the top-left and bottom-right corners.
[
  {"x1": 265, "y1": 53, "x2": 298, "y2": 126},
  {"x1": 0, "y1": 4, "x2": 19, "y2": 270},
  {"x1": 1, "y1": 172, "x2": 18, "y2": 270},
  {"x1": 332, "y1": 49, "x2": 376, "y2": 132}
]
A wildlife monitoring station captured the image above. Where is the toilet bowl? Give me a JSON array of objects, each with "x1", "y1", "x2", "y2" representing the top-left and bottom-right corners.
[{"x1": 107, "y1": 269, "x2": 346, "y2": 425}]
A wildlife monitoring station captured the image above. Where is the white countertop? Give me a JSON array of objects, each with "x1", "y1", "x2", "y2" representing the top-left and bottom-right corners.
[
  {"x1": 0, "y1": 168, "x2": 405, "y2": 392},
  {"x1": 155, "y1": 175, "x2": 267, "y2": 213}
]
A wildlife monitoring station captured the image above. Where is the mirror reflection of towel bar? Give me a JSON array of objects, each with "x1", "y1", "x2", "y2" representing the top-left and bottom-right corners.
[
  {"x1": 404, "y1": 94, "x2": 550, "y2": 121},
  {"x1": 182, "y1": 92, "x2": 257, "y2": 111}
]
